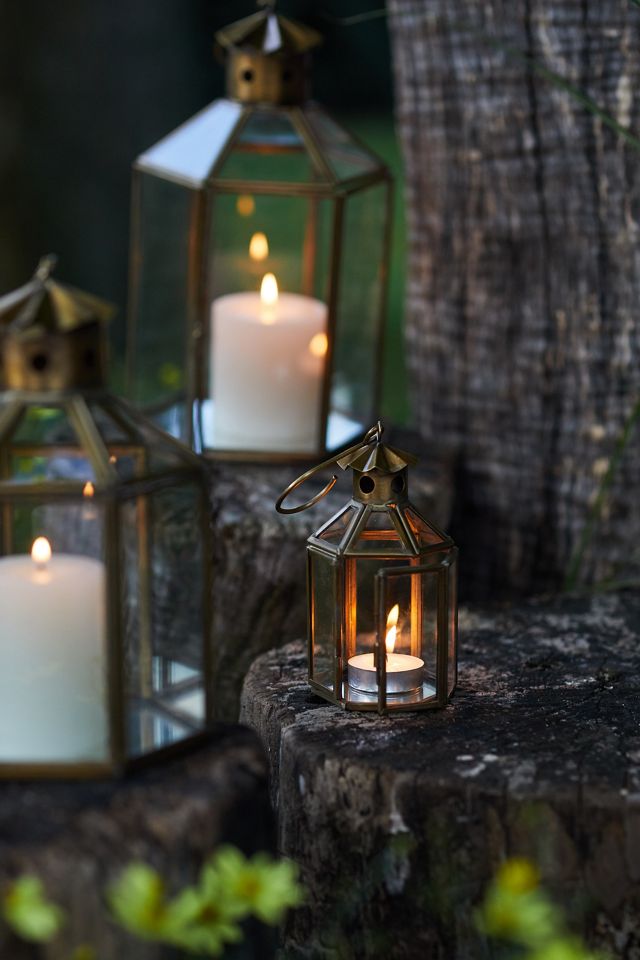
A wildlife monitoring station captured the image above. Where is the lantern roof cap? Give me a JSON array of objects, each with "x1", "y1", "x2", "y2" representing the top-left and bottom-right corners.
[
  {"x1": 215, "y1": 5, "x2": 322, "y2": 57},
  {"x1": 0, "y1": 255, "x2": 114, "y2": 339},
  {"x1": 336, "y1": 422, "x2": 417, "y2": 475}
]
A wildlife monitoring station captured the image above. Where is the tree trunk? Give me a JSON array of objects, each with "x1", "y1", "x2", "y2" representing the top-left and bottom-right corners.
[
  {"x1": 241, "y1": 591, "x2": 640, "y2": 959},
  {"x1": 387, "y1": 0, "x2": 640, "y2": 598}
]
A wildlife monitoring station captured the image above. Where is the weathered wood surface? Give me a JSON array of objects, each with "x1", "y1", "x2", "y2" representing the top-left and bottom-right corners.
[
  {"x1": 209, "y1": 428, "x2": 451, "y2": 720},
  {"x1": 0, "y1": 726, "x2": 275, "y2": 960},
  {"x1": 388, "y1": 1, "x2": 640, "y2": 598},
  {"x1": 241, "y1": 591, "x2": 640, "y2": 959}
]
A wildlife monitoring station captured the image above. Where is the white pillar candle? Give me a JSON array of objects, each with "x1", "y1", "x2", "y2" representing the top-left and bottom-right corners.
[
  {"x1": 0, "y1": 538, "x2": 108, "y2": 762},
  {"x1": 210, "y1": 272, "x2": 328, "y2": 452}
]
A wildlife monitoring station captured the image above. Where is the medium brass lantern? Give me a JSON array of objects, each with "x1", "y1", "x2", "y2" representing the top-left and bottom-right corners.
[
  {"x1": 277, "y1": 424, "x2": 458, "y2": 713},
  {"x1": 0, "y1": 258, "x2": 213, "y2": 778},
  {"x1": 127, "y1": 5, "x2": 392, "y2": 460}
]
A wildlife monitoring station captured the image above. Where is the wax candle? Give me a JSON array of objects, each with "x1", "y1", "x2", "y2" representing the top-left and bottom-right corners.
[
  {"x1": 0, "y1": 538, "x2": 108, "y2": 762},
  {"x1": 210, "y1": 271, "x2": 328, "y2": 452},
  {"x1": 348, "y1": 605, "x2": 425, "y2": 695}
]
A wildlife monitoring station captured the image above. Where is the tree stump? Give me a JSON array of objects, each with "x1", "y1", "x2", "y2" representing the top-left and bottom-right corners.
[
  {"x1": 0, "y1": 726, "x2": 275, "y2": 960},
  {"x1": 241, "y1": 591, "x2": 640, "y2": 959},
  {"x1": 387, "y1": 1, "x2": 640, "y2": 597},
  {"x1": 209, "y1": 428, "x2": 451, "y2": 719}
]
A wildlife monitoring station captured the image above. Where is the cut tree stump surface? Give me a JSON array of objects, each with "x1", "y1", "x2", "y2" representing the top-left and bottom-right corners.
[
  {"x1": 0, "y1": 726, "x2": 275, "y2": 960},
  {"x1": 210, "y1": 428, "x2": 451, "y2": 720},
  {"x1": 241, "y1": 591, "x2": 640, "y2": 960}
]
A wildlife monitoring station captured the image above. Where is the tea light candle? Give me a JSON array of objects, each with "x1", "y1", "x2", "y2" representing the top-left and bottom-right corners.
[
  {"x1": 348, "y1": 605, "x2": 424, "y2": 695},
  {"x1": 210, "y1": 272, "x2": 328, "y2": 453},
  {"x1": 0, "y1": 538, "x2": 108, "y2": 762}
]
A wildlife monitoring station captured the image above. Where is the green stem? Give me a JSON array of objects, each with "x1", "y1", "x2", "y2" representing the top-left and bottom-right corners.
[{"x1": 564, "y1": 398, "x2": 640, "y2": 591}]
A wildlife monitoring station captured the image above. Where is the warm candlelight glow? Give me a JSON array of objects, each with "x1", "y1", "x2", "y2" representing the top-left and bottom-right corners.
[
  {"x1": 308, "y1": 332, "x2": 328, "y2": 358},
  {"x1": 249, "y1": 232, "x2": 269, "y2": 262},
  {"x1": 385, "y1": 604, "x2": 400, "y2": 654},
  {"x1": 31, "y1": 537, "x2": 52, "y2": 569},
  {"x1": 236, "y1": 195, "x2": 255, "y2": 217},
  {"x1": 260, "y1": 273, "x2": 279, "y2": 309},
  {"x1": 83, "y1": 481, "x2": 95, "y2": 498}
]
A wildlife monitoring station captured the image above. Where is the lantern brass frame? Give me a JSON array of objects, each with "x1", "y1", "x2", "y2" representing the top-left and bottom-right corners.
[
  {"x1": 278, "y1": 423, "x2": 458, "y2": 715},
  {"x1": 306, "y1": 507, "x2": 458, "y2": 715},
  {"x1": 0, "y1": 387, "x2": 214, "y2": 779},
  {"x1": 127, "y1": 99, "x2": 394, "y2": 463}
]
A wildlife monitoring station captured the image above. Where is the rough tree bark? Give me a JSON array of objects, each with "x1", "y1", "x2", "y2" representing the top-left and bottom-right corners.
[
  {"x1": 387, "y1": 0, "x2": 640, "y2": 598},
  {"x1": 241, "y1": 591, "x2": 640, "y2": 960}
]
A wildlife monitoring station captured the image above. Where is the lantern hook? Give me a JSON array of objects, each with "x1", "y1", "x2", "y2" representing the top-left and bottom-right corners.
[{"x1": 275, "y1": 422, "x2": 383, "y2": 515}]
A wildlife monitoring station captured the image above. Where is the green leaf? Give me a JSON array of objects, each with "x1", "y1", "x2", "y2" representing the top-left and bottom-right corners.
[{"x1": 2, "y1": 876, "x2": 64, "y2": 943}]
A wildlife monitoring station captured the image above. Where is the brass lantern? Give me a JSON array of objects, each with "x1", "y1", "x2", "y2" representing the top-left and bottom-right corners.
[
  {"x1": 0, "y1": 258, "x2": 213, "y2": 777},
  {"x1": 127, "y1": 5, "x2": 392, "y2": 461},
  {"x1": 277, "y1": 424, "x2": 458, "y2": 713}
]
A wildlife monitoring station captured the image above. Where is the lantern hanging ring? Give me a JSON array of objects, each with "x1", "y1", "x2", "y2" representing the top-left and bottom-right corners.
[{"x1": 275, "y1": 421, "x2": 383, "y2": 515}]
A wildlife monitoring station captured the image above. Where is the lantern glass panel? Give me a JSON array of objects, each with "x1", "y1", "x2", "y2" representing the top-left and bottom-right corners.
[
  {"x1": 448, "y1": 554, "x2": 458, "y2": 695},
  {"x1": 129, "y1": 172, "x2": 192, "y2": 439},
  {"x1": 404, "y1": 506, "x2": 447, "y2": 548},
  {"x1": 377, "y1": 564, "x2": 441, "y2": 707},
  {"x1": 309, "y1": 550, "x2": 338, "y2": 694},
  {"x1": 121, "y1": 482, "x2": 207, "y2": 760},
  {"x1": 205, "y1": 190, "x2": 347, "y2": 454},
  {"x1": 349, "y1": 507, "x2": 413, "y2": 555},
  {"x1": 6, "y1": 405, "x2": 95, "y2": 483},
  {"x1": 304, "y1": 105, "x2": 380, "y2": 181},
  {"x1": 217, "y1": 110, "x2": 317, "y2": 183},
  {"x1": 315, "y1": 504, "x2": 358, "y2": 546},
  {"x1": 330, "y1": 183, "x2": 388, "y2": 431},
  {"x1": 0, "y1": 495, "x2": 110, "y2": 764}
]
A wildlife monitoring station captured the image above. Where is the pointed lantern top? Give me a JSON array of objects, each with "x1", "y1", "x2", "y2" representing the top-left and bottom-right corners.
[
  {"x1": 215, "y1": 4, "x2": 321, "y2": 105},
  {"x1": 337, "y1": 422, "x2": 417, "y2": 476},
  {"x1": 0, "y1": 256, "x2": 114, "y2": 392},
  {"x1": 0, "y1": 255, "x2": 114, "y2": 338}
]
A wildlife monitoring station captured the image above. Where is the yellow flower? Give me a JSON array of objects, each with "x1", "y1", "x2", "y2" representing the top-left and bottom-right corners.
[
  {"x1": 206, "y1": 847, "x2": 304, "y2": 925},
  {"x1": 496, "y1": 857, "x2": 540, "y2": 895}
]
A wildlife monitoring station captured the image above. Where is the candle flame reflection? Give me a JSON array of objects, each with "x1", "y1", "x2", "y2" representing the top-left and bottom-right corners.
[
  {"x1": 83, "y1": 481, "x2": 95, "y2": 498},
  {"x1": 31, "y1": 537, "x2": 52, "y2": 569},
  {"x1": 385, "y1": 603, "x2": 400, "y2": 654},
  {"x1": 249, "y1": 232, "x2": 269, "y2": 262},
  {"x1": 308, "y1": 332, "x2": 328, "y2": 358}
]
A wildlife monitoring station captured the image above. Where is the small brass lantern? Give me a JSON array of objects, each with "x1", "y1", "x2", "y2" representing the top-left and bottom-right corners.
[
  {"x1": 277, "y1": 424, "x2": 458, "y2": 713},
  {"x1": 0, "y1": 258, "x2": 213, "y2": 777},
  {"x1": 127, "y1": 5, "x2": 392, "y2": 460}
]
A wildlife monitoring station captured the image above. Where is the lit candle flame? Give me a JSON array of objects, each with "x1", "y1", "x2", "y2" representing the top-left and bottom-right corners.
[
  {"x1": 261, "y1": 272, "x2": 278, "y2": 306},
  {"x1": 385, "y1": 604, "x2": 400, "y2": 654},
  {"x1": 83, "y1": 481, "x2": 95, "y2": 498},
  {"x1": 249, "y1": 232, "x2": 269, "y2": 262},
  {"x1": 31, "y1": 537, "x2": 52, "y2": 569},
  {"x1": 308, "y1": 332, "x2": 328, "y2": 358}
]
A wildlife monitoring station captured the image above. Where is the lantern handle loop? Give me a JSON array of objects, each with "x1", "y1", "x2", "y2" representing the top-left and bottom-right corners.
[{"x1": 275, "y1": 422, "x2": 382, "y2": 515}]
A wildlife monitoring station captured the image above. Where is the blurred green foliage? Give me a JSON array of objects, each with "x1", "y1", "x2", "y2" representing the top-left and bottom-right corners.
[
  {"x1": 478, "y1": 858, "x2": 606, "y2": 960},
  {"x1": 1, "y1": 847, "x2": 304, "y2": 959}
]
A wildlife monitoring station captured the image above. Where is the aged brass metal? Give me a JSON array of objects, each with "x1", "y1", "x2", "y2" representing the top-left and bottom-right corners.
[
  {"x1": 0, "y1": 261, "x2": 213, "y2": 778},
  {"x1": 277, "y1": 424, "x2": 458, "y2": 714}
]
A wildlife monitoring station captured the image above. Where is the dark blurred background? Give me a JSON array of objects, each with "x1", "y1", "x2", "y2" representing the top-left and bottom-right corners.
[{"x1": 0, "y1": 0, "x2": 408, "y2": 422}]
